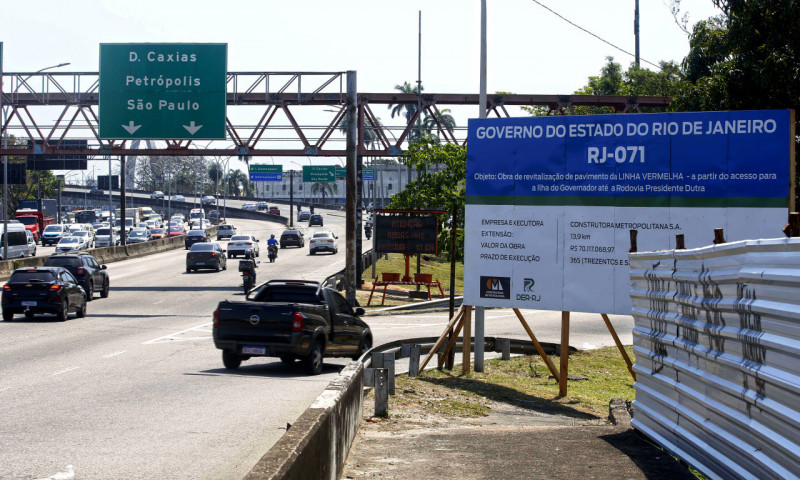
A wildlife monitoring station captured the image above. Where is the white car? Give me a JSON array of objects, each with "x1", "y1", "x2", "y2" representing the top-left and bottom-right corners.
[
  {"x1": 201, "y1": 195, "x2": 216, "y2": 205},
  {"x1": 227, "y1": 234, "x2": 259, "y2": 258},
  {"x1": 171, "y1": 195, "x2": 186, "y2": 202},
  {"x1": 71, "y1": 230, "x2": 94, "y2": 248},
  {"x1": 242, "y1": 202, "x2": 258, "y2": 211},
  {"x1": 150, "y1": 191, "x2": 165, "y2": 199},
  {"x1": 309, "y1": 230, "x2": 338, "y2": 255},
  {"x1": 94, "y1": 227, "x2": 119, "y2": 247},
  {"x1": 55, "y1": 236, "x2": 89, "y2": 253}
]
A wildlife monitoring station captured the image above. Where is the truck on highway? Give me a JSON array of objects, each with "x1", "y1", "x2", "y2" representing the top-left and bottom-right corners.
[
  {"x1": 13, "y1": 208, "x2": 55, "y2": 243},
  {"x1": 212, "y1": 279, "x2": 372, "y2": 375}
]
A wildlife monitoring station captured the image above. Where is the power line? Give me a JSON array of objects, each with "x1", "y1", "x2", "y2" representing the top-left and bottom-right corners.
[{"x1": 529, "y1": 0, "x2": 662, "y2": 70}]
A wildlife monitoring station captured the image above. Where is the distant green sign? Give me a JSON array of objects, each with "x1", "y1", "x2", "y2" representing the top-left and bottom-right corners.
[
  {"x1": 303, "y1": 165, "x2": 335, "y2": 182},
  {"x1": 335, "y1": 167, "x2": 347, "y2": 179},
  {"x1": 99, "y1": 43, "x2": 227, "y2": 140},
  {"x1": 249, "y1": 164, "x2": 282, "y2": 181},
  {"x1": 362, "y1": 167, "x2": 374, "y2": 181},
  {"x1": 250, "y1": 164, "x2": 281, "y2": 174}
]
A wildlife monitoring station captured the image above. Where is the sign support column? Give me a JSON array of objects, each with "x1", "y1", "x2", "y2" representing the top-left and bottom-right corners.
[{"x1": 345, "y1": 71, "x2": 357, "y2": 305}]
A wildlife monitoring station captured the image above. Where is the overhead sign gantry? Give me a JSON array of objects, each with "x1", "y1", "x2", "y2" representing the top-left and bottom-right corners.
[{"x1": 99, "y1": 43, "x2": 227, "y2": 140}]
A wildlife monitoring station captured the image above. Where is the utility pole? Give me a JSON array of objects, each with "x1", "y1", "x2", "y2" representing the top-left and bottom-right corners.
[{"x1": 634, "y1": 0, "x2": 640, "y2": 67}]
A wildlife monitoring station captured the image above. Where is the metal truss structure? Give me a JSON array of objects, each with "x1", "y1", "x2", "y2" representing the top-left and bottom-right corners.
[{"x1": 0, "y1": 71, "x2": 671, "y2": 158}]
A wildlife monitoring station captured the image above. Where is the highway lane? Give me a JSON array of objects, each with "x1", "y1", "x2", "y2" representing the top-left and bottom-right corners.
[{"x1": 0, "y1": 214, "x2": 363, "y2": 480}]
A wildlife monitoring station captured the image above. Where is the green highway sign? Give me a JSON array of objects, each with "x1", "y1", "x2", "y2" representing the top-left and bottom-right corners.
[
  {"x1": 249, "y1": 164, "x2": 282, "y2": 181},
  {"x1": 99, "y1": 43, "x2": 227, "y2": 140},
  {"x1": 250, "y1": 164, "x2": 282, "y2": 173},
  {"x1": 303, "y1": 165, "x2": 335, "y2": 182},
  {"x1": 335, "y1": 166, "x2": 347, "y2": 179}
]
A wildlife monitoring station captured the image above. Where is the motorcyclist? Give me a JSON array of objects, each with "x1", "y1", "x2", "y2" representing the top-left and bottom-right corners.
[
  {"x1": 240, "y1": 249, "x2": 257, "y2": 287},
  {"x1": 364, "y1": 221, "x2": 372, "y2": 239},
  {"x1": 267, "y1": 234, "x2": 279, "y2": 257}
]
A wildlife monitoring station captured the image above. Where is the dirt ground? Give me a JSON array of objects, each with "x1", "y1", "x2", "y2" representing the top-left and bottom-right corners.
[{"x1": 341, "y1": 381, "x2": 698, "y2": 480}]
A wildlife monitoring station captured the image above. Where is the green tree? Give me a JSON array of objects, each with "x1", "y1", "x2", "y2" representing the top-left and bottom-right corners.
[
  {"x1": 224, "y1": 169, "x2": 252, "y2": 198},
  {"x1": 422, "y1": 108, "x2": 457, "y2": 140},
  {"x1": 388, "y1": 138, "x2": 466, "y2": 260},
  {"x1": 208, "y1": 162, "x2": 224, "y2": 196},
  {"x1": 388, "y1": 81, "x2": 426, "y2": 143}
]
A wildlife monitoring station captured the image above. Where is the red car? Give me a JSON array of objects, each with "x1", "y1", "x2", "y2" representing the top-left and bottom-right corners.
[
  {"x1": 268, "y1": 206, "x2": 280, "y2": 215},
  {"x1": 168, "y1": 225, "x2": 186, "y2": 237}
]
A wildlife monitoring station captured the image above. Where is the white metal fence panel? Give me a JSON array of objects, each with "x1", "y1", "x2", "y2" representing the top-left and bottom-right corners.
[{"x1": 630, "y1": 238, "x2": 800, "y2": 480}]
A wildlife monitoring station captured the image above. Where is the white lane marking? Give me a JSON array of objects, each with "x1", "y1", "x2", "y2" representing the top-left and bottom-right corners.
[
  {"x1": 103, "y1": 351, "x2": 127, "y2": 358},
  {"x1": 0, "y1": 386, "x2": 11, "y2": 393},
  {"x1": 143, "y1": 322, "x2": 212, "y2": 345},
  {"x1": 370, "y1": 322, "x2": 448, "y2": 329},
  {"x1": 52, "y1": 366, "x2": 80, "y2": 376}
]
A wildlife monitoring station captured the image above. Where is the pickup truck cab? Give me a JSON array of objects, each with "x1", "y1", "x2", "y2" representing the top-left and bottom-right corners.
[{"x1": 213, "y1": 279, "x2": 372, "y2": 374}]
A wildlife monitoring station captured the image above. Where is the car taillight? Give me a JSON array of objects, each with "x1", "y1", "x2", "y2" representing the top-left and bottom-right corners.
[
  {"x1": 213, "y1": 308, "x2": 219, "y2": 328},
  {"x1": 50, "y1": 284, "x2": 62, "y2": 291},
  {"x1": 3, "y1": 285, "x2": 9, "y2": 291},
  {"x1": 210, "y1": 252, "x2": 216, "y2": 257},
  {"x1": 292, "y1": 312, "x2": 304, "y2": 332},
  {"x1": 76, "y1": 267, "x2": 86, "y2": 275},
  {"x1": 245, "y1": 242, "x2": 252, "y2": 246}
]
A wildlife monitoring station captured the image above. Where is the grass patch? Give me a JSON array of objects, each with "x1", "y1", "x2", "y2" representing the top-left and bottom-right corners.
[
  {"x1": 357, "y1": 253, "x2": 463, "y2": 308},
  {"x1": 388, "y1": 346, "x2": 635, "y2": 419}
]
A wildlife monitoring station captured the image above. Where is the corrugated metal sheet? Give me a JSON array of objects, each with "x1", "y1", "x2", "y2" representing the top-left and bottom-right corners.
[{"x1": 630, "y1": 238, "x2": 800, "y2": 480}]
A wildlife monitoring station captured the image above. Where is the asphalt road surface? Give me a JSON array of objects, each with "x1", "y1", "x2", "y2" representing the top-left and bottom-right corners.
[{"x1": 0, "y1": 211, "x2": 634, "y2": 479}]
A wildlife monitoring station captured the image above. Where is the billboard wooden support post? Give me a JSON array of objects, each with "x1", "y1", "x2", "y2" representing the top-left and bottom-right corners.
[
  {"x1": 513, "y1": 309, "x2": 559, "y2": 379},
  {"x1": 559, "y1": 311, "x2": 570, "y2": 397},
  {"x1": 601, "y1": 313, "x2": 636, "y2": 381},
  {"x1": 420, "y1": 306, "x2": 464, "y2": 371},
  {"x1": 462, "y1": 306, "x2": 472, "y2": 374}
]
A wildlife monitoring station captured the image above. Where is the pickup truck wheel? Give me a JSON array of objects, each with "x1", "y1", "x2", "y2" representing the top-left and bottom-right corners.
[
  {"x1": 353, "y1": 336, "x2": 372, "y2": 360},
  {"x1": 279, "y1": 354, "x2": 295, "y2": 365},
  {"x1": 222, "y1": 350, "x2": 242, "y2": 370},
  {"x1": 304, "y1": 341, "x2": 324, "y2": 375}
]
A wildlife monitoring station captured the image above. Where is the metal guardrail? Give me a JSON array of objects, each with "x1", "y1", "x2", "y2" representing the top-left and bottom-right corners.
[{"x1": 629, "y1": 238, "x2": 800, "y2": 480}]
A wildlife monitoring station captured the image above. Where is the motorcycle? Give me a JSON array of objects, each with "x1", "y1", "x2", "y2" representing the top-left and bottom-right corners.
[
  {"x1": 239, "y1": 251, "x2": 258, "y2": 294},
  {"x1": 267, "y1": 244, "x2": 278, "y2": 263},
  {"x1": 365, "y1": 225, "x2": 372, "y2": 240}
]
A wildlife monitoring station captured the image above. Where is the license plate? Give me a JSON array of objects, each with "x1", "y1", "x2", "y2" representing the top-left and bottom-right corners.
[
  {"x1": 21, "y1": 301, "x2": 36, "y2": 307},
  {"x1": 242, "y1": 346, "x2": 266, "y2": 355}
]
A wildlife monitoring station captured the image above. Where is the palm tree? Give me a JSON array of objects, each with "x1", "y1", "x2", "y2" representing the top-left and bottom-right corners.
[
  {"x1": 422, "y1": 108, "x2": 457, "y2": 140},
  {"x1": 208, "y1": 162, "x2": 223, "y2": 196},
  {"x1": 310, "y1": 181, "x2": 338, "y2": 204},
  {"x1": 225, "y1": 169, "x2": 252, "y2": 198},
  {"x1": 388, "y1": 81, "x2": 425, "y2": 144}
]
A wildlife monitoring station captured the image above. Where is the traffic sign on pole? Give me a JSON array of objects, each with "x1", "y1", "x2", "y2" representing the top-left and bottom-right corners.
[
  {"x1": 249, "y1": 164, "x2": 282, "y2": 181},
  {"x1": 302, "y1": 165, "x2": 335, "y2": 182},
  {"x1": 99, "y1": 43, "x2": 227, "y2": 140},
  {"x1": 362, "y1": 168, "x2": 375, "y2": 181},
  {"x1": 335, "y1": 166, "x2": 347, "y2": 179}
]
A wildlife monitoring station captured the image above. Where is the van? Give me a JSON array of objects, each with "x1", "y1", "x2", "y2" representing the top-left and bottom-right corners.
[{"x1": 0, "y1": 222, "x2": 34, "y2": 260}]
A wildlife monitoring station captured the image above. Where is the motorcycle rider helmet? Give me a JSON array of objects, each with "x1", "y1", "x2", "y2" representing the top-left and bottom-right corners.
[{"x1": 270, "y1": 234, "x2": 275, "y2": 238}]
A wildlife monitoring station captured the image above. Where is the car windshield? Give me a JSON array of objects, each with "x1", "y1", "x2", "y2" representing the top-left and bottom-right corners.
[
  {"x1": 282, "y1": 231, "x2": 298, "y2": 236},
  {"x1": 10, "y1": 270, "x2": 56, "y2": 283},
  {"x1": 130, "y1": 231, "x2": 146, "y2": 237},
  {"x1": 220, "y1": 225, "x2": 233, "y2": 230},
  {"x1": 59, "y1": 237, "x2": 78, "y2": 244},
  {"x1": 151, "y1": 229, "x2": 164, "y2": 234},
  {"x1": 96, "y1": 228, "x2": 112, "y2": 236},
  {"x1": 313, "y1": 233, "x2": 330, "y2": 238},
  {"x1": 190, "y1": 243, "x2": 214, "y2": 251},
  {"x1": 44, "y1": 225, "x2": 63, "y2": 232},
  {"x1": 230, "y1": 235, "x2": 251, "y2": 241},
  {"x1": 74, "y1": 231, "x2": 89, "y2": 237},
  {"x1": 169, "y1": 227, "x2": 183, "y2": 232},
  {"x1": 188, "y1": 231, "x2": 205, "y2": 237}
]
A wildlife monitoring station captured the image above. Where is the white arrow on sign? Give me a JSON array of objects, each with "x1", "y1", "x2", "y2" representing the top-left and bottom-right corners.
[
  {"x1": 121, "y1": 121, "x2": 141, "y2": 135},
  {"x1": 183, "y1": 121, "x2": 203, "y2": 135}
]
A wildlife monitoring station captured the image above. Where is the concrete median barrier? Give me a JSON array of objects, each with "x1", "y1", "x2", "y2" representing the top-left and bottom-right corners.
[{"x1": 245, "y1": 362, "x2": 364, "y2": 480}]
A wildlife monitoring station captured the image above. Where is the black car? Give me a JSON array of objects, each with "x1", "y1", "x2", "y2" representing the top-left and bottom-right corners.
[
  {"x1": 43, "y1": 253, "x2": 110, "y2": 301},
  {"x1": 186, "y1": 242, "x2": 227, "y2": 272},
  {"x1": 185, "y1": 229, "x2": 209, "y2": 249},
  {"x1": 308, "y1": 214, "x2": 324, "y2": 227},
  {"x1": 2, "y1": 267, "x2": 87, "y2": 321},
  {"x1": 279, "y1": 229, "x2": 305, "y2": 248}
]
